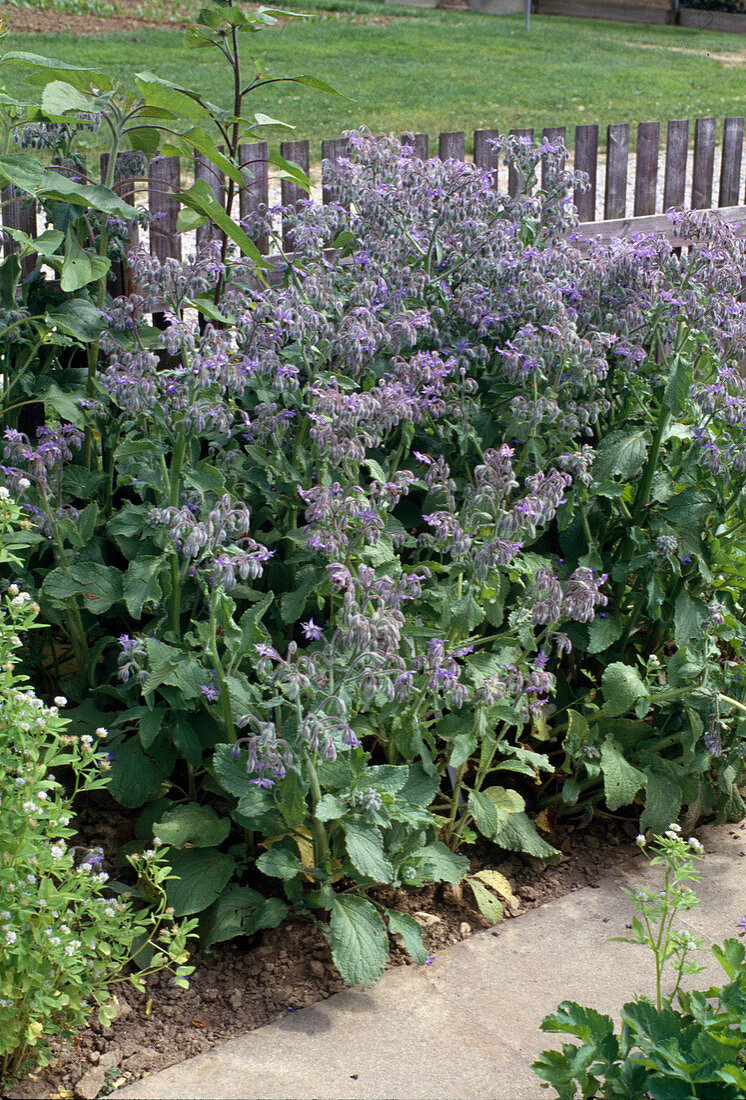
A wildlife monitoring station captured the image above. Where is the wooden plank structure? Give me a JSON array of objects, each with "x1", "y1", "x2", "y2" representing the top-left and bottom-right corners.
[{"x1": 5, "y1": 114, "x2": 746, "y2": 265}]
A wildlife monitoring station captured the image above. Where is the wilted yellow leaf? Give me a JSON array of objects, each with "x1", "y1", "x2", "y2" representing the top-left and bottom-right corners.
[
  {"x1": 534, "y1": 809, "x2": 553, "y2": 833},
  {"x1": 472, "y1": 868, "x2": 516, "y2": 901}
]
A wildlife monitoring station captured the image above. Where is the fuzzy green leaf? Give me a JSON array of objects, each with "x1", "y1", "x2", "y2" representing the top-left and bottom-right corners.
[
  {"x1": 386, "y1": 909, "x2": 428, "y2": 964},
  {"x1": 600, "y1": 736, "x2": 647, "y2": 811},
  {"x1": 344, "y1": 823, "x2": 394, "y2": 883},
  {"x1": 325, "y1": 895, "x2": 388, "y2": 988},
  {"x1": 166, "y1": 848, "x2": 235, "y2": 916},
  {"x1": 601, "y1": 662, "x2": 649, "y2": 718},
  {"x1": 153, "y1": 803, "x2": 230, "y2": 848}
]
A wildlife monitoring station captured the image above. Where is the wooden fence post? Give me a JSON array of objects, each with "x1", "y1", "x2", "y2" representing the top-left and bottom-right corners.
[
  {"x1": 663, "y1": 119, "x2": 689, "y2": 210},
  {"x1": 438, "y1": 131, "x2": 466, "y2": 162},
  {"x1": 321, "y1": 137, "x2": 351, "y2": 208},
  {"x1": 1, "y1": 186, "x2": 37, "y2": 276},
  {"x1": 194, "y1": 149, "x2": 226, "y2": 251},
  {"x1": 238, "y1": 142, "x2": 269, "y2": 256},
  {"x1": 574, "y1": 124, "x2": 598, "y2": 221},
  {"x1": 692, "y1": 117, "x2": 716, "y2": 209},
  {"x1": 605, "y1": 123, "x2": 630, "y2": 219},
  {"x1": 541, "y1": 126, "x2": 567, "y2": 188},
  {"x1": 508, "y1": 128, "x2": 534, "y2": 198},
  {"x1": 719, "y1": 116, "x2": 744, "y2": 207},
  {"x1": 148, "y1": 156, "x2": 181, "y2": 262},
  {"x1": 474, "y1": 129, "x2": 500, "y2": 188},
  {"x1": 280, "y1": 139, "x2": 310, "y2": 253},
  {"x1": 634, "y1": 121, "x2": 660, "y2": 216}
]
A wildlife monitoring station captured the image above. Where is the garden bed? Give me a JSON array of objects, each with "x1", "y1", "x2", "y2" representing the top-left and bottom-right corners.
[{"x1": 7, "y1": 799, "x2": 640, "y2": 1100}]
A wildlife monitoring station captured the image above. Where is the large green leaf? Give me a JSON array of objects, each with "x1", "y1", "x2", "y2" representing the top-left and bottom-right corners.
[
  {"x1": 0, "y1": 154, "x2": 136, "y2": 217},
  {"x1": 256, "y1": 846, "x2": 305, "y2": 881},
  {"x1": 134, "y1": 71, "x2": 206, "y2": 119},
  {"x1": 178, "y1": 178, "x2": 268, "y2": 266},
  {"x1": 601, "y1": 662, "x2": 649, "y2": 718},
  {"x1": 325, "y1": 895, "x2": 388, "y2": 988},
  {"x1": 165, "y1": 847, "x2": 235, "y2": 916},
  {"x1": 3, "y1": 51, "x2": 113, "y2": 92},
  {"x1": 418, "y1": 841, "x2": 469, "y2": 884},
  {"x1": 199, "y1": 886, "x2": 287, "y2": 953},
  {"x1": 107, "y1": 737, "x2": 171, "y2": 808},
  {"x1": 673, "y1": 590, "x2": 708, "y2": 650},
  {"x1": 42, "y1": 562, "x2": 123, "y2": 613},
  {"x1": 640, "y1": 762, "x2": 683, "y2": 833},
  {"x1": 344, "y1": 823, "x2": 394, "y2": 883},
  {"x1": 41, "y1": 80, "x2": 98, "y2": 116},
  {"x1": 153, "y1": 803, "x2": 230, "y2": 848},
  {"x1": 123, "y1": 555, "x2": 164, "y2": 618},
  {"x1": 592, "y1": 429, "x2": 649, "y2": 482},
  {"x1": 213, "y1": 742, "x2": 252, "y2": 798},
  {"x1": 493, "y1": 811, "x2": 561, "y2": 859},
  {"x1": 47, "y1": 300, "x2": 106, "y2": 342},
  {"x1": 600, "y1": 736, "x2": 647, "y2": 811},
  {"x1": 386, "y1": 909, "x2": 428, "y2": 964}
]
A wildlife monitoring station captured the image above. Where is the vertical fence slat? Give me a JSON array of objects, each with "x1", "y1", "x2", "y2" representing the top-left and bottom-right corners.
[
  {"x1": 280, "y1": 139, "x2": 310, "y2": 253},
  {"x1": 692, "y1": 117, "x2": 717, "y2": 210},
  {"x1": 402, "y1": 133, "x2": 429, "y2": 159},
  {"x1": 239, "y1": 142, "x2": 269, "y2": 256},
  {"x1": 321, "y1": 137, "x2": 350, "y2": 207},
  {"x1": 605, "y1": 123, "x2": 629, "y2": 220},
  {"x1": 719, "y1": 116, "x2": 744, "y2": 207},
  {"x1": 508, "y1": 128, "x2": 534, "y2": 197},
  {"x1": 663, "y1": 119, "x2": 689, "y2": 210},
  {"x1": 438, "y1": 131, "x2": 466, "y2": 162},
  {"x1": 541, "y1": 126, "x2": 566, "y2": 189},
  {"x1": 148, "y1": 156, "x2": 181, "y2": 262},
  {"x1": 101, "y1": 152, "x2": 139, "y2": 297},
  {"x1": 474, "y1": 129, "x2": 500, "y2": 188},
  {"x1": 574, "y1": 124, "x2": 598, "y2": 221},
  {"x1": 194, "y1": 149, "x2": 226, "y2": 251},
  {"x1": 1, "y1": 186, "x2": 37, "y2": 274},
  {"x1": 633, "y1": 121, "x2": 660, "y2": 216}
]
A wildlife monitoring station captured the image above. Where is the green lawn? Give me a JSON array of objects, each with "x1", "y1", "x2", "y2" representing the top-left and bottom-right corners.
[{"x1": 2, "y1": 7, "x2": 746, "y2": 155}]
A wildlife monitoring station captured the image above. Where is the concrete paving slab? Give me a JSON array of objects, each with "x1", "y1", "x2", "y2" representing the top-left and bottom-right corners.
[{"x1": 114, "y1": 821, "x2": 746, "y2": 1100}]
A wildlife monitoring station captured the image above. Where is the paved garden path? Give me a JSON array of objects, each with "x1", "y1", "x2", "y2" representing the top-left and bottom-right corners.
[{"x1": 114, "y1": 820, "x2": 746, "y2": 1100}]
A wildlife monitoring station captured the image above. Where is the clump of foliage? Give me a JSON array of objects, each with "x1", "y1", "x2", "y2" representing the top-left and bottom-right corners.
[
  {"x1": 533, "y1": 827, "x2": 746, "y2": 1098},
  {"x1": 2, "y1": 16, "x2": 746, "y2": 984},
  {"x1": 0, "y1": 488, "x2": 196, "y2": 1088}
]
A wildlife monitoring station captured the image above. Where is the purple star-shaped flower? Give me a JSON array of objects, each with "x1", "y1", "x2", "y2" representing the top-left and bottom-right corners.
[
  {"x1": 300, "y1": 619, "x2": 324, "y2": 641},
  {"x1": 200, "y1": 684, "x2": 219, "y2": 702}
]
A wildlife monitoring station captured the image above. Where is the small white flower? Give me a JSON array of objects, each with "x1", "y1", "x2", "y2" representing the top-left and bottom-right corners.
[
  {"x1": 5, "y1": 931, "x2": 17, "y2": 945},
  {"x1": 22, "y1": 801, "x2": 37, "y2": 814},
  {"x1": 53, "y1": 696, "x2": 68, "y2": 708},
  {"x1": 0, "y1": 486, "x2": 10, "y2": 501},
  {"x1": 17, "y1": 478, "x2": 30, "y2": 491},
  {"x1": 688, "y1": 837, "x2": 704, "y2": 852},
  {"x1": 8, "y1": 584, "x2": 19, "y2": 597},
  {"x1": 669, "y1": 822, "x2": 682, "y2": 833},
  {"x1": 635, "y1": 834, "x2": 646, "y2": 847},
  {"x1": 37, "y1": 791, "x2": 47, "y2": 801},
  {"x1": 49, "y1": 936, "x2": 61, "y2": 946},
  {"x1": 95, "y1": 727, "x2": 108, "y2": 739},
  {"x1": 50, "y1": 844, "x2": 65, "y2": 860}
]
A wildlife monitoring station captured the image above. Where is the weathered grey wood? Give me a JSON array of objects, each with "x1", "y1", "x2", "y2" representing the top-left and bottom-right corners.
[
  {"x1": 692, "y1": 117, "x2": 717, "y2": 209},
  {"x1": 239, "y1": 141, "x2": 269, "y2": 256},
  {"x1": 280, "y1": 139, "x2": 310, "y2": 253},
  {"x1": 148, "y1": 156, "x2": 181, "y2": 262},
  {"x1": 541, "y1": 126, "x2": 566, "y2": 188},
  {"x1": 401, "y1": 133, "x2": 429, "y2": 159},
  {"x1": 321, "y1": 137, "x2": 350, "y2": 207},
  {"x1": 1, "y1": 186, "x2": 37, "y2": 275},
  {"x1": 719, "y1": 116, "x2": 744, "y2": 207},
  {"x1": 438, "y1": 131, "x2": 466, "y2": 162},
  {"x1": 605, "y1": 123, "x2": 629, "y2": 219},
  {"x1": 634, "y1": 121, "x2": 659, "y2": 216},
  {"x1": 575, "y1": 204, "x2": 746, "y2": 246},
  {"x1": 194, "y1": 149, "x2": 226, "y2": 251},
  {"x1": 473, "y1": 129, "x2": 500, "y2": 188},
  {"x1": 101, "y1": 152, "x2": 139, "y2": 297},
  {"x1": 574, "y1": 124, "x2": 598, "y2": 221},
  {"x1": 508, "y1": 128, "x2": 534, "y2": 197},
  {"x1": 663, "y1": 119, "x2": 689, "y2": 210}
]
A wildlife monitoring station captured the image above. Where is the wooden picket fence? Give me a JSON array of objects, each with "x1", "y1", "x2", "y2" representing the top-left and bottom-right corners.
[{"x1": 4, "y1": 115, "x2": 746, "y2": 268}]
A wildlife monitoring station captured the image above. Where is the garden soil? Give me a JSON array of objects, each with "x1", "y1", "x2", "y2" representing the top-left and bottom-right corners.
[
  {"x1": 0, "y1": 1, "x2": 394, "y2": 36},
  {"x1": 7, "y1": 794, "x2": 641, "y2": 1100}
]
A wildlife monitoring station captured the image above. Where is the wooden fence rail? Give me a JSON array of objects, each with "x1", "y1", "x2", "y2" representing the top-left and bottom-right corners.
[{"x1": 4, "y1": 115, "x2": 746, "y2": 265}]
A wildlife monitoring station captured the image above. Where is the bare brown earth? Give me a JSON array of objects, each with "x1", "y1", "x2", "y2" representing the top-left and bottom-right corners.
[
  {"x1": 0, "y1": 0, "x2": 395, "y2": 35},
  {"x1": 7, "y1": 791, "x2": 641, "y2": 1100}
]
